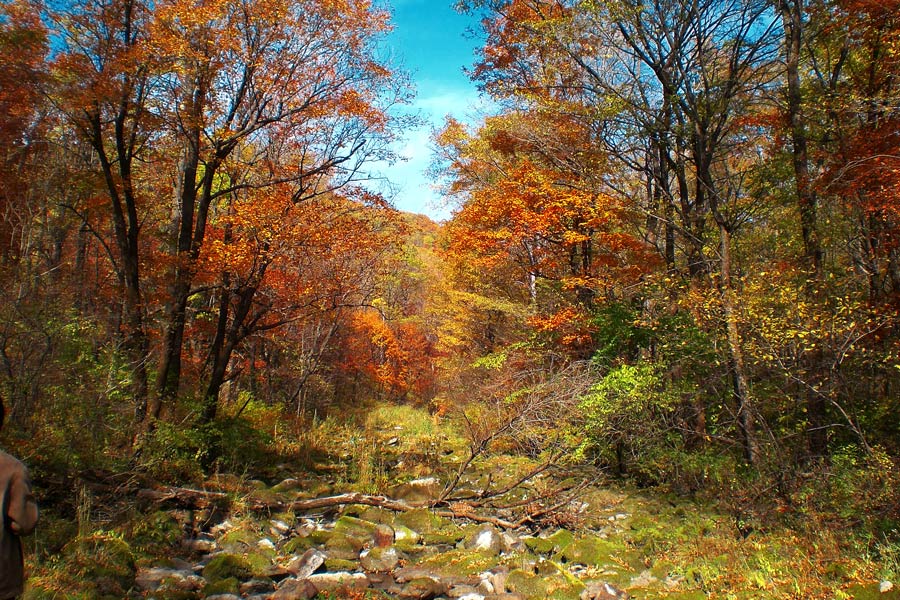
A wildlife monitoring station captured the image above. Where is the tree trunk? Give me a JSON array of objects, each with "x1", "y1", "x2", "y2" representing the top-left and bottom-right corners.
[
  {"x1": 719, "y1": 224, "x2": 758, "y2": 466},
  {"x1": 781, "y1": 0, "x2": 829, "y2": 458}
]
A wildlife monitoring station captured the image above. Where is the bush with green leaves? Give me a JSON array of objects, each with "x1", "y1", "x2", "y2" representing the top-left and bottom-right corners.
[{"x1": 575, "y1": 363, "x2": 681, "y2": 480}]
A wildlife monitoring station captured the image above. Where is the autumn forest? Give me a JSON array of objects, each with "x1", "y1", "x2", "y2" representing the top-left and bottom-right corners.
[{"x1": 1, "y1": 0, "x2": 899, "y2": 597}]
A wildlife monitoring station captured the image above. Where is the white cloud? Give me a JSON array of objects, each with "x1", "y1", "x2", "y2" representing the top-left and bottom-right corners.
[{"x1": 368, "y1": 84, "x2": 491, "y2": 221}]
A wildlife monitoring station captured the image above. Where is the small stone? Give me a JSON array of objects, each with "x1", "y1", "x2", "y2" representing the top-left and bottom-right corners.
[
  {"x1": 629, "y1": 569, "x2": 658, "y2": 588},
  {"x1": 580, "y1": 581, "x2": 628, "y2": 600},
  {"x1": 307, "y1": 572, "x2": 370, "y2": 593},
  {"x1": 285, "y1": 548, "x2": 326, "y2": 578},
  {"x1": 240, "y1": 579, "x2": 275, "y2": 595},
  {"x1": 398, "y1": 575, "x2": 447, "y2": 599},
  {"x1": 182, "y1": 536, "x2": 216, "y2": 553},
  {"x1": 205, "y1": 595, "x2": 241, "y2": 600},
  {"x1": 467, "y1": 526, "x2": 502, "y2": 555},
  {"x1": 387, "y1": 436, "x2": 400, "y2": 446},
  {"x1": 258, "y1": 538, "x2": 276, "y2": 551},
  {"x1": 210, "y1": 519, "x2": 234, "y2": 536},
  {"x1": 476, "y1": 578, "x2": 494, "y2": 594},
  {"x1": 271, "y1": 578, "x2": 318, "y2": 600},
  {"x1": 448, "y1": 584, "x2": 482, "y2": 598},
  {"x1": 374, "y1": 524, "x2": 395, "y2": 548},
  {"x1": 500, "y1": 532, "x2": 525, "y2": 553},
  {"x1": 270, "y1": 519, "x2": 292, "y2": 535},
  {"x1": 134, "y1": 567, "x2": 193, "y2": 592},
  {"x1": 395, "y1": 524, "x2": 420, "y2": 543},
  {"x1": 881, "y1": 580, "x2": 894, "y2": 593},
  {"x1": 488, "y1": 569, "x2": 508, "y2": 593},
  {"x1": 360, "y1": 546, "x2": 401, "y2": 572},
  {"x1": 394, "y1": 567, "x2": 437, "y2": 583}
]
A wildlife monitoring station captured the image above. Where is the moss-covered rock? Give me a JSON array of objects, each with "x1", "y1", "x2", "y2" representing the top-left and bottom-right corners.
[
  {"x1": 395, "y1": 508, "x2": 450, "y2": 534},
  {"x1": 524, "y1": 536, "x2": 555, "y2": 554},
  {"x1": 282, "y1": 534, "x2": 315, "y2": 555},
  {"x1": 411, "y1": 548, "x2": 498, "y2": 578},
  {"x1": 393, "y1": 524, "x2": 420, "y2": 543},
  {"x1": 359, "y1": 506, "x2": 395, "y2": 524},
  {"x1": 202, "y1": 576, "x2": 239, "y2": 596},
  {"x1": 218, "y1": 526, "x2": 258, "y2": 553},
  {"x1": 360, "y1": 546, "x2": 401, "y2": 572},
  {"x1": 306, "y1": 528, "x2": 333, "y2": 545},
  {"x1": 202, "y1": 553, "x2": 253, "y2": 583},
  {"x1": 506, "y1": 568, "x2": 551, "y2": 598},
  {"x1": 67, "y1": 532, "x2": 137, "y2": 597},
  {"x1": 558, "y1": 535, "x2": 619, "y2": 566},
  {"x1": 243, "y1": 548, "x2": 274, "y2": 577},
  {"x1": 332, "y1": 515, "x2": 378, "y2": 539},
  {"x1": 547, "y1": 529, "x2": 575, "y2": 552},
  {"x1": 324, "y1": 558, "x2": 360, "y2": 571},
  {"x1": 324, "y1": 532, "x2": 364, "y2": 560}
]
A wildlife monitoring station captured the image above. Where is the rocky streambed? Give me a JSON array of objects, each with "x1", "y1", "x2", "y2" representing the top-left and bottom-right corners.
[{"x1": 133, "y1": 478, "x2": 681, "y2": 600}]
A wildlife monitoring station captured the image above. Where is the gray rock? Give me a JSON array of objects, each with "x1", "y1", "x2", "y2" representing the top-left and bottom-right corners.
[
  {"x1": 257, "y1": 537, "x2": 276, "y2": 551},
  {"x1": 135, "y1": 567, "x2": 194, "y2": 592},
  {"x1": 205, "y1": 595, "x2": 241, "y2": 600},
  {"x1": 324, "y1": 532, "x2": 365, "y2": 560},
  {"x1": 500, "y1": 532, "x2": 525, "y2": 553},
  {"x1": 448, "y1": 584, "x2": 484, "y2": 598},
  {"x1": 270, "y1": 519, "x2": 292, "y2": 536},
  {"x1": 391, "y1": 477, "x2": 442, "y2": 502},
  {"x1": 398, "y1": 575, "x2": 447, "y2": 599},
  {"x1": 307, "y1": 572, "x2": 370, "y2": 593},
  {"x1": 629, "y1": 569, "x2": 658, "y2": 588},
  {"x1": 271, "y1": 577, "x2": 318, "y2": 600},
  {"x1": 466, "y1": 526, "x2": 502, "y2": 555},
  {"x1": 360, "y1": 546, "x2": 401, "y2": 572},
  {"x1": 580, "y1": 581, "x2": 628, "y2": 599},
  {"x1": 394, "y1": 566, "x2": 439, "y2": 583},
  {"x1": 182, "y1": 535, "x2": 216, "y2": 553},
  {"x1": 285, "y1": 548, "x2": 327, "y2": 578},
  {"x1": 240, "y1": 578, "x2": 275, "y2": 595}
]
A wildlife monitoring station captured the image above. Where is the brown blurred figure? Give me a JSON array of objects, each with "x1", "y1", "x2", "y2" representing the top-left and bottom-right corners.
[{"x1": 0, "y1": 399, "x2": 37, "y2": 600}]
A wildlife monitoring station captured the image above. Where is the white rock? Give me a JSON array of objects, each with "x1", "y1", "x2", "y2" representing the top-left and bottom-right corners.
[
  {"x1": 258, "y1": 538, "x2": 276, "y2": 551},
  {"x1": 881, "y1": 580, "x2": 894, "y2": 593},
  {"x1": 270, "y1": 519, "x2": 291, "y2": 535}
]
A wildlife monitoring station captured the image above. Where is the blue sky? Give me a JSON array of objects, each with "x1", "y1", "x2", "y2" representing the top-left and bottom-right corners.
[{"x1": 371, "y1": 0, "x2": 488, "y2": 221}]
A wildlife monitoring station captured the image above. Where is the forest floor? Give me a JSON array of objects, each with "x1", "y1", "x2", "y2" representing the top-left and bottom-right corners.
[{"x1": 22, "y1": 403, "x2": 900, "y2": 600}]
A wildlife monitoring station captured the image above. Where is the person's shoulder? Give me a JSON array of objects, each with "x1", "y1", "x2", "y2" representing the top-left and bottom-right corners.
[{"x1": 0, "y1": 448, "x2": 26, "y2": 471}]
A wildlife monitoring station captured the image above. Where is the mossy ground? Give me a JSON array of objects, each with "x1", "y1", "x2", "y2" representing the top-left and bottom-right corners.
[{"x1": 22, "y1": 402, "x2": 900, "y2": 599}]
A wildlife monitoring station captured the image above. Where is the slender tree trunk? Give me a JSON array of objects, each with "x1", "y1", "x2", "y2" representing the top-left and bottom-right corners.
[
  {"x1": 780, "y1": 0, "x2": 828, "y2": 457},
  {"x1": 719, "y1": 224, "x2": 758, "y2": 466}
]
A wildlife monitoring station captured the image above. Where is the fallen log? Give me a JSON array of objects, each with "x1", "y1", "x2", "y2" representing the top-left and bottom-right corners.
[{"x1": 138, "y1": 486, "x2": 522, "y2": 529}]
